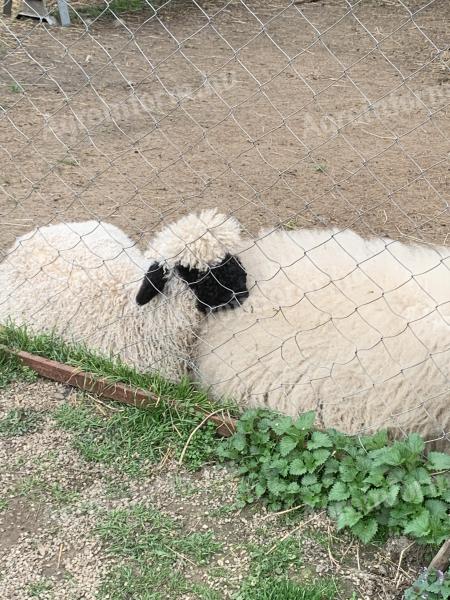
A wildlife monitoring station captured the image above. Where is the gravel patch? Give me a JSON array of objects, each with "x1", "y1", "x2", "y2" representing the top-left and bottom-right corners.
[{"x1": 0, "y1": 380, "x2": 426, "y2": 599}]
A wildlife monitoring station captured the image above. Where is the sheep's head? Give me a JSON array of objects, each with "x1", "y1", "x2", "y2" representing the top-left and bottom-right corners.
[{"x1": 136, "y1": 209, "x2": 248, "y2": 313}]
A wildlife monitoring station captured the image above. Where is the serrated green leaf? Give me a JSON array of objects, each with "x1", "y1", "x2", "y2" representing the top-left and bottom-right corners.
[
  {"x1": 386, "y1": 467, "x2": 407, "y2": 485},
  {"x1": 286, "y1": 482, "x2": 301, "y2": 494},
  {"x1": 402, "y1": 480, "x2": 424, "y2": 505},
  {"x1": 303, "y1": 451, "x2": 318, "y2": 473},
  {"x1": 324, "y1": 458, "x2": 340, "y2": 474},
  {"x1": 289, "y1": 458, "x2": 307, "y2": 476},
  {"x1": 385, "y1": 484, "x2": 400, "y2": 507},
  {"x1": 352, "y1": 517, "x2": 378, "y2": 543},
  {"x1": 340, "y1": 464, "x2": 358, "y2": 483},
  {"x1": 405, "y1": 433, "x2": 425, "y2": 455},
  {"x1": 364, "y1": 467, "x2": 386, "y2": 487},
  {"x1": 322, "y1": 475, "x2": 335, "y2": 488},
  {"x1": 302, "y1": 474, "x2": 318, "y2": 486},
  {"x1": 268, "y1": 457, "x2": 288, "y2": 471},
  {"x1": 257, "y1": 418, "x2": 272, "y2": 433},
  {"x1": 425, "y1": 499, "x2": 448, "y2": 518},
  {"x1": 279, "y1": 436, "x2": 297, "y2": 457},
  {"x1": 328, "y1": 481, "x2": 350, "y2": 502},
  {"x1": 293, "y1": 411, "x2": 315, "y2": 431},
  {"x1": 271, "y1": 416, "x2": 294, "y2": 436},
  {"x1": 367, "y1": 488, "x2": 388, "y2": 510},
  {"x1": 232, "y1": 433, "x2": 247, "y2": 452},
  {"x1": 408, "y1": 467, "x2": 431, "y2": 486},
  {"x1": 360, "y1": 430, "x2": 389, "y2": 450},
  {"x1": 336, "y1": 506, "x2": 362, "y2": 530},
  {"x1": 255, "y1": 482, "x2": 266, "y2": 498},
  {"x1": 403, "y1": 509, "x2": 431, "y2": 538},
  {"x1": 307, "y1": 431, "x2": 333, "y2": 450},
  {"x1": 427, "y1": 452, "x2": 450, "y2": 471},
  {"x1": 312, "y1": 448, "x2": 331, "y2": 466},
  {"x1": 370, "y1": 446, "x2": 403, "y2": 467},
  {"x1": 267, "y1": 477, "x2": 287, "y2": 496}
]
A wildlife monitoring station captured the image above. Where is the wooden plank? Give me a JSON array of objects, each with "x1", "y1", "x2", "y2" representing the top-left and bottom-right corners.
[
  {"x1": 429, "y1": 539, "x2": 450, "y2": 572},
  {"x1": 0, "y1": 344, "x2": 237, "y2": 436}
]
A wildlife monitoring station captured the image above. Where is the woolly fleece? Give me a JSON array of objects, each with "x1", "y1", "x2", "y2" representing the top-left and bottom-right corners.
[
  {"x1": 0, "y1": 210, "x2": 242, "y2": 380},
  {"x1": 196, "y1": 227, "x2": 450, "y2": 444}
]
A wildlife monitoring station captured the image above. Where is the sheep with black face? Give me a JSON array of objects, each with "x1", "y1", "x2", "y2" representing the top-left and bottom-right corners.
[
  {"x1": 195, "y1": 225, "x2": 450, "y2": 446},
  {"x1": 0, "y1": 209, "x2": 248, "y2": 380}
]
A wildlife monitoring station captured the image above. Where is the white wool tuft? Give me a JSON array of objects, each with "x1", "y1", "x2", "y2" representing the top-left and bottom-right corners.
[{"x1": 146, "y1": 209, "x2": 243, "y2": 270}]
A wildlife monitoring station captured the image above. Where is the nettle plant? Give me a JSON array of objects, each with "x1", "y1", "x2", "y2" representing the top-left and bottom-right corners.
[
  {"x1": 217, "y1": 410, "x2": 450, "y2": 545},
  {"x1": 404, "y1": 567, "x2": 450, "y2": 600}
]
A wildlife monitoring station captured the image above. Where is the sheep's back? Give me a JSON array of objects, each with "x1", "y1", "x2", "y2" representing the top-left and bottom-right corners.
[
  {"x1": 0, "y1": 221, "x2": 145, "y2": 349},
  {"x1": 196, "y1": 228, "x2": 450, "y2": 444}
]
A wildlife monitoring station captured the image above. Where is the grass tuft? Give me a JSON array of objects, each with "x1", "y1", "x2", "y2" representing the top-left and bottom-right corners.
[
  {"x1": 0, "y1": 347, "x2": 37, "y2": 388},
  {"x1": 236, "y1": 538, "x2": 338, "y2": 599},
  {"x1": 69, "y1": 0, "x2": 155, "y2": 22},
  {"x1": 97, "y1": 504, "x2": 222, "y2": 599},
  {"x1": 27, "y1": 578, "x2": 53, "y2": 597},
  {"x1": 1, "y1": 323, "x2": 236, "y2": 471},
  {"x1": 0, "y1": 323, "x2": 229, "y2": 415},
  {"x1": 238, "y1": 577, "x2": 338, "y2": 600},
  {"x1": 53, "y1": 400, "x2": 218, "y2": 472},
  {"x1": 0, "y1": 408, "x2": 43, "y2": 437}
]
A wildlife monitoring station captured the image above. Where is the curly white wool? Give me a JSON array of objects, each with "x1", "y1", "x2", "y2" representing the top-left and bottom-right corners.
[
  {"x1": 195, "y1": 227, "x2": 450, "y2": 444},
  {"x1": 0, "y1": 211, "x2": 242, "y2": 381}
]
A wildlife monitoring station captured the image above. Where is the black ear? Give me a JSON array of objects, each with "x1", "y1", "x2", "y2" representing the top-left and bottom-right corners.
[
  {"x1": 176, "y1": 254, "x2": 249, "y2": 313},
  {"x1": 136, "y1": 262, "x2": 168, "y2": 306}
]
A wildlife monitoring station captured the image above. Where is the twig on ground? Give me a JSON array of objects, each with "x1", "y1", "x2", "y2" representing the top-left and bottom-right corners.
[
  {"x1": 395, "y1": 541, "x2": 415, "y2": 588},
  {"x1": 266, "y1": 512, "x2": 324, "y2": 555},
  {"x1": 262, "y1": 503, "x2": 304, "y2": 520},
  {"x1": 178, "y1": 408, "x2": 230, "y2": 465},
  {"x1": 163, "y1": 544, "x2": 197, "y2": 566},
  {"x1": 57, "y1": 544, "x2": 64, "y2": 569}
]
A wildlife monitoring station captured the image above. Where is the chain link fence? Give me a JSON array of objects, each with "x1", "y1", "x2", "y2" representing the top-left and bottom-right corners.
[{"x1": 0, "y1": 0, "x2": 449, "y2": 447}]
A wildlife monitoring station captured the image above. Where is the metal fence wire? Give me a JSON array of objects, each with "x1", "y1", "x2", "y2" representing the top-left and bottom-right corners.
[{"x1": 0, "y1": 0, "x2": 449, "y2": 447}]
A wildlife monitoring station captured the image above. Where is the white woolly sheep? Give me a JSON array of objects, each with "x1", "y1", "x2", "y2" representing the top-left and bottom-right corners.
[
  {"x1": 194, "y1": 226, "x2": 450, "y2": 445},
  {"x1": 0, "y1": 210, "x2": 248, "y2": 381},
  {"x1": 2, "y1": 210, "x2": 449, "y2": 445}
]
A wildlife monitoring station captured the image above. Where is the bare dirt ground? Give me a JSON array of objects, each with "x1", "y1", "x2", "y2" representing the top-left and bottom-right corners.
[
  {"x1": 0, "y1": 0, "x2": 449, "y2": 256},
  {"x1": 0, "y1": 380, "x2": 428, "y2": 600}
]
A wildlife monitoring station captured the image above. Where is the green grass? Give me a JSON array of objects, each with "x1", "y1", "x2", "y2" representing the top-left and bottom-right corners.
[
  {"x1": 27, "y1": 578, "x2": 53, "y2": 597},
  {"x1": 71, "y1": 0, "x2": 152, "y2": 21},
  {"x1": 244, "y1": 538, "x2": 304, "y2": 583},
  {"x1": 15, "y1": 475, "x2": 46, "y2": 499},
  {"x1": 97, "y1": 505, "x2": 222, "y2": 562},
  {"x1": 0, "y1": 498, "x2": 8, "y2": 511},
  {"x1": 0, "y1": 408, "x2": 43, "y2": 437},
  {"x1": 13, "y1": 475, "x2": 79, "y2": 506},
  {"x1": 49, "y1": 483, "x2": 80, "y2": 506},
  {"x1": 1, "y1": 323, "x2": 235, "y2": 471},
  {"x1": 238, "y1": 577, "x2": 338, "y2": 600},
  {"x1": 236, "y1": 538, "x2": 338, "y2": 600},
  {"x1": 0, "y1": 323, "x2": 227, "y2": 416},
  {"x1": 97, "y1": 504, "x2": 222, "y2": 600},
  {"x1": 0, "y1": 348, "x2": 37, "y2": 388},
  {"x1": 53, "y1": 400, "x2": 218, "y2": 472},
  {"x1": 10, "y1": 83, "x2": 23, "y2": 94}
]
